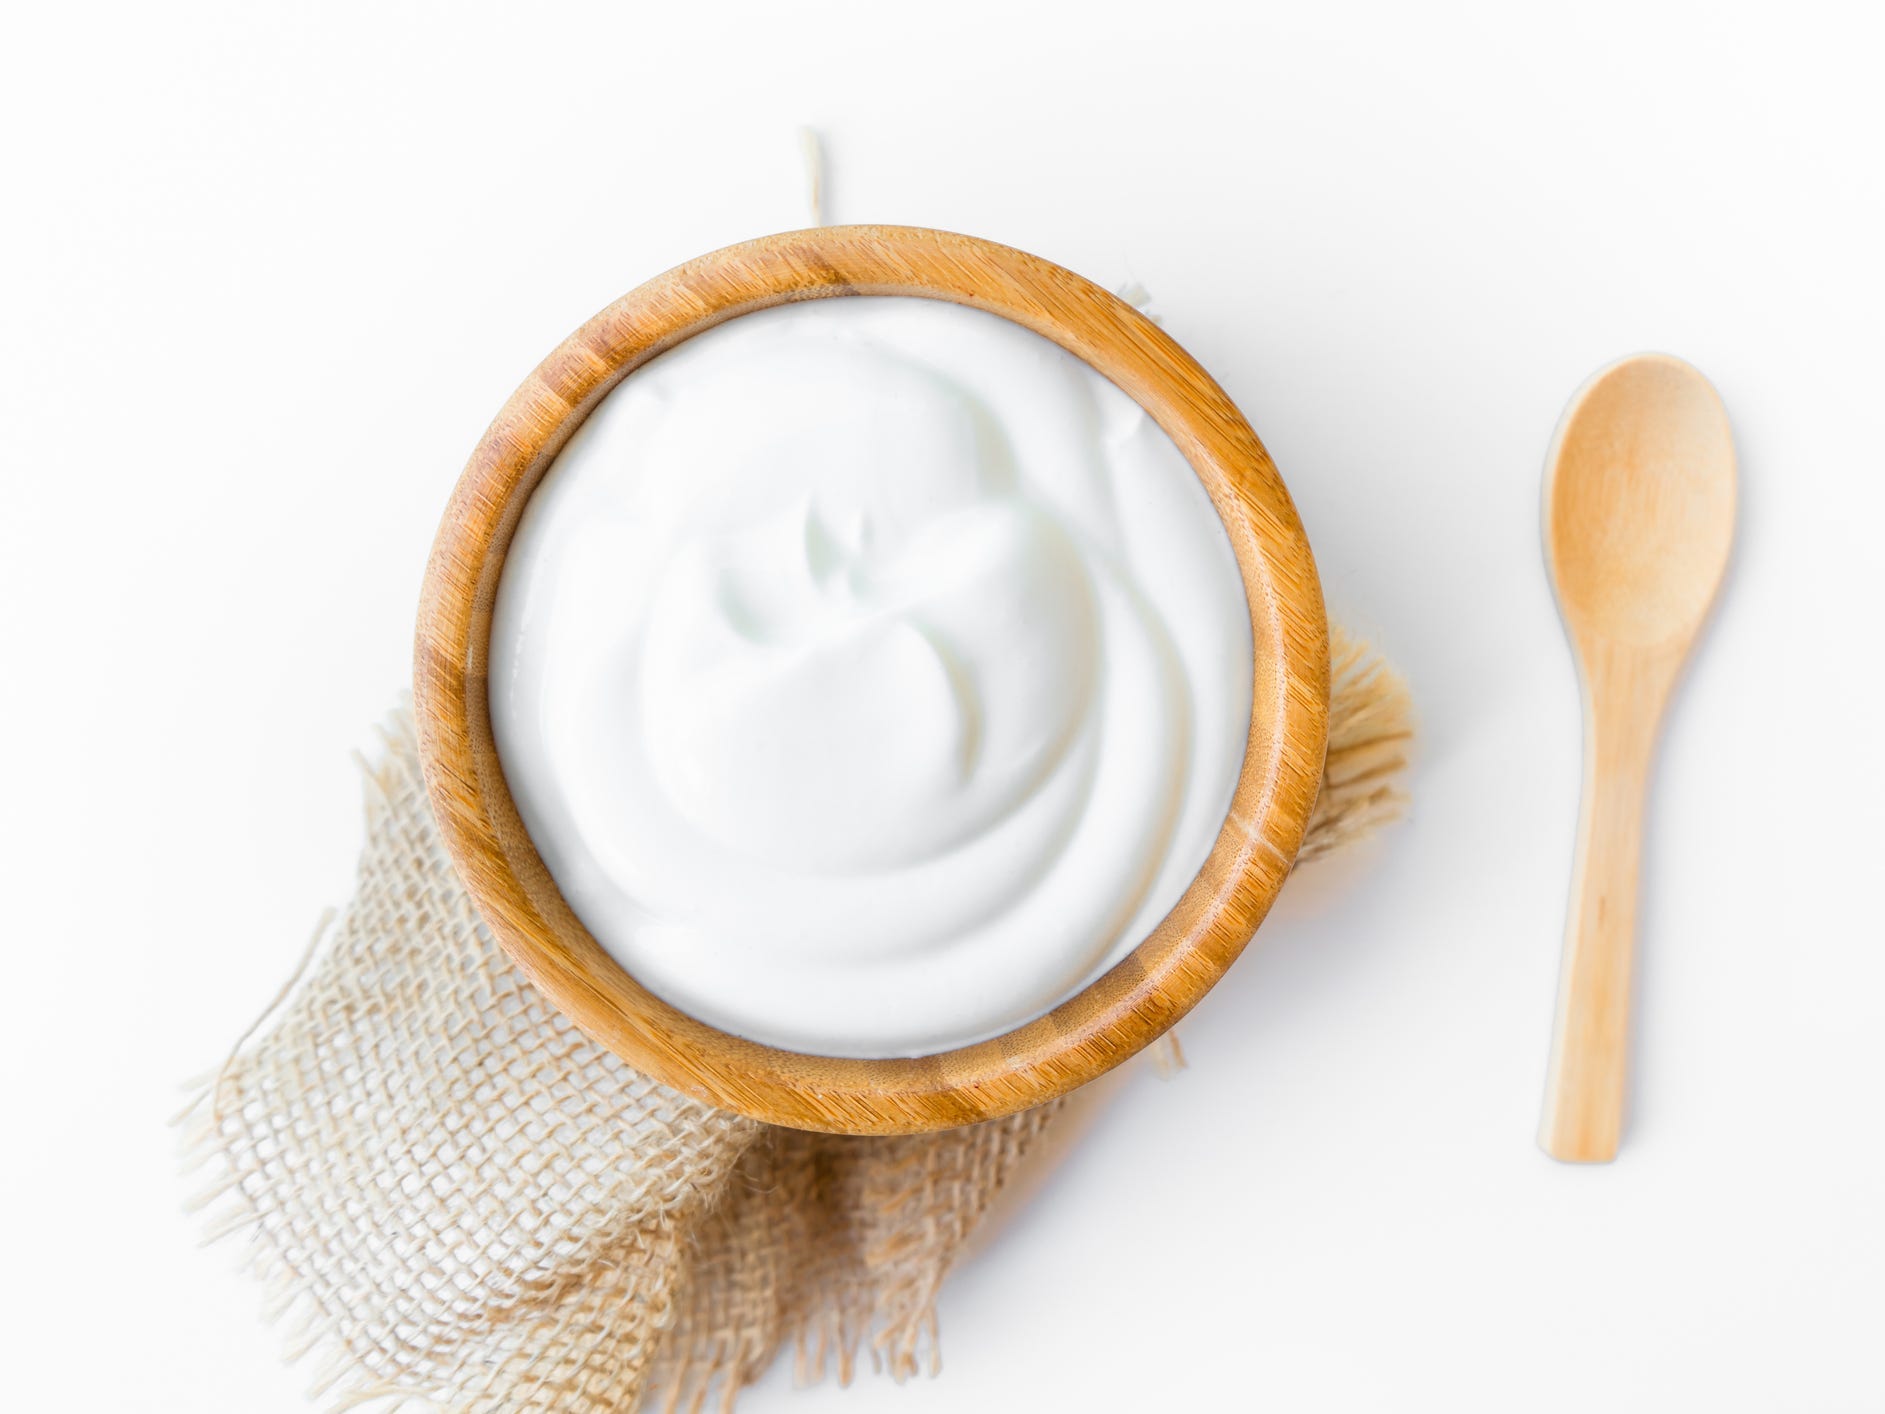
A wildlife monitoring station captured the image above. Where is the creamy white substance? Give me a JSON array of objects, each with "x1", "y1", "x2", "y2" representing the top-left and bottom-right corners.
[{"x1": 489, "y1": 296, "x2": 1253, "y2": 1057}]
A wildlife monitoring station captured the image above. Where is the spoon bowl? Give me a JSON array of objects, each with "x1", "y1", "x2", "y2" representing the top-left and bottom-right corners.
[{"x1": 1547, "y1": 355, "x2": 1736, "y2": 644}]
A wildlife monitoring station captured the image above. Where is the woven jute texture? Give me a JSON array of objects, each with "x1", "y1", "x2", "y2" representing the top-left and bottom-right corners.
[{"x1": 179, "y1": 627, "x2": 1409, "y2": 1413}]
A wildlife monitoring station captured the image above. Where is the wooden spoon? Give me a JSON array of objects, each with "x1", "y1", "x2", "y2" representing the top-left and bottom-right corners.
[{"x1": 1539, "y1": 353, "x2": 1736, "y2": 1163}]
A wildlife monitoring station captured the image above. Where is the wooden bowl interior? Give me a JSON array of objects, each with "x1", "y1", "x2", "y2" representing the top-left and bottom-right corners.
[{"x1": 414, "y1": 226, "x2": 1328, "y2": 1134}]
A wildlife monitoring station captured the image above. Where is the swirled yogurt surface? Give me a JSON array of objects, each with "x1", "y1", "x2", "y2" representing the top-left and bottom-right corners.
[{"x1": 489, "y1": 296, "x2": 1253, "y2": 1056}]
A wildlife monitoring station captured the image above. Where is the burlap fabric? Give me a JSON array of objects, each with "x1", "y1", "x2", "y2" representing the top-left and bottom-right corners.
[{"x1": 179, "y1": 628, "x2": 1409, "y2": 1412}]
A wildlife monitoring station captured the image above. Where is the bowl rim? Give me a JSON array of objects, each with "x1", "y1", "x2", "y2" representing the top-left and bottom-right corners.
[{"x1": 414, "y1": 224, "x2": 1329, "y2": 1135}]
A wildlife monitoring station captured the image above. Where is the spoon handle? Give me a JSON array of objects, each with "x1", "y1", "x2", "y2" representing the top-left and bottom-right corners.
[{"x1": 1539, "y1": 644, "x2": 1673, "y2": 1163}]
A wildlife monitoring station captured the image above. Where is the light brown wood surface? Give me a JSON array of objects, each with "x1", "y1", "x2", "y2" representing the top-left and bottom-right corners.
[
  {"x1": 413, "y1": 226, "x2": 1329, "y2": 1135},
  {"x1": 1539, "y1": 353, "x2": 1736, "y2": 1163}
]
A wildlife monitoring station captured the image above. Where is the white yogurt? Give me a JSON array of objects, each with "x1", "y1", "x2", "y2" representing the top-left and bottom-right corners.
[{"x1": 489, "y1": 296, "x2": 1253, "y2": 1057}]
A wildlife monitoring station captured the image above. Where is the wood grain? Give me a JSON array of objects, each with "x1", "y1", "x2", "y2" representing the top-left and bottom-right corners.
[
  {"x1": 1539, "y1": 353, "x2": 1736, "y2": 1163},
  {"x1": 413, "y1": 226, "x2": 1330, "y2": 1135}
]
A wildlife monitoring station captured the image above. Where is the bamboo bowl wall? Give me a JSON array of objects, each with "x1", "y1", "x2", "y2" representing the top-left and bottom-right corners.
[{"x1": 414, "y1": 226, "x2": 1329, "y2": 1135}]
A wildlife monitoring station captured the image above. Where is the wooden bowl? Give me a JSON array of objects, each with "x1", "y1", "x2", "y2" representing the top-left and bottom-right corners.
[{"x1": 414, "y1": 226, "x2": 1328, "y2": 1135}]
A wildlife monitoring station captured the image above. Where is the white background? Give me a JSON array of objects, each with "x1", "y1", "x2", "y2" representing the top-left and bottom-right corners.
[{"x1": 3, "y1": 2, "x2": 1880, "y2": 1409}]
